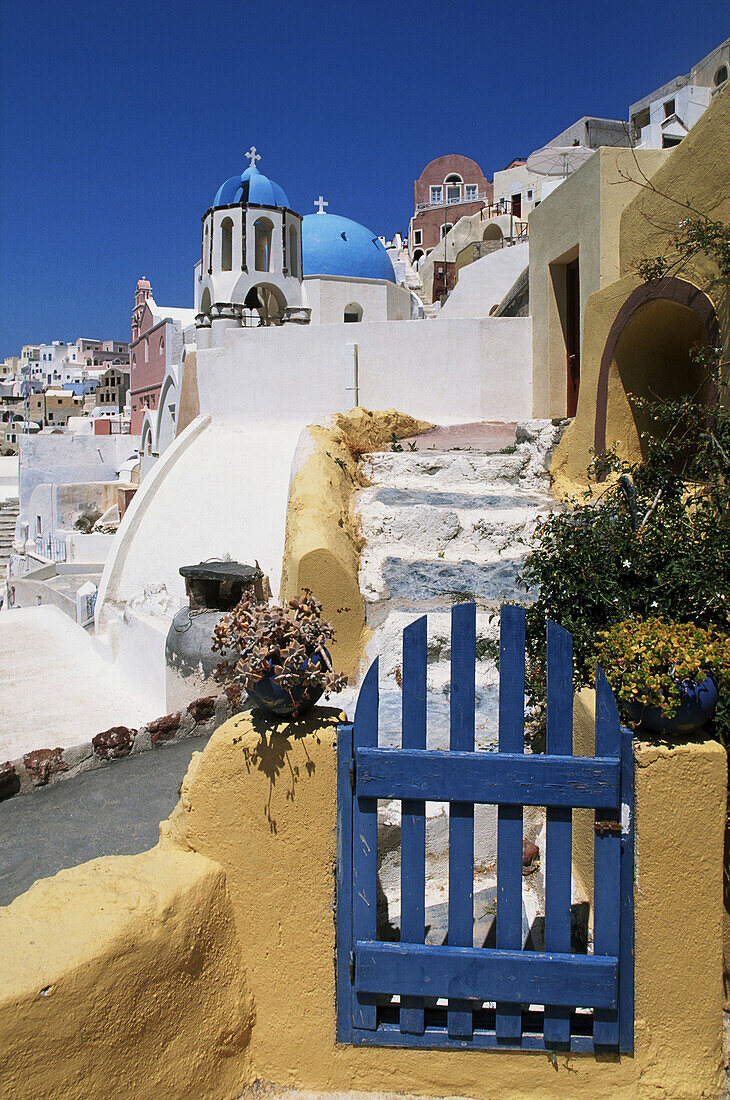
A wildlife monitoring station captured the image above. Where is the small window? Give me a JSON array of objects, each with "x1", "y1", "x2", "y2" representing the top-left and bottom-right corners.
[
  {"x1": 430, "y1": 185, "x2": 442, "y2": 203},
  {"x1": 664, "y1": 98, "x2": 675, "y2": 118},
  {"x1": 413, "y1": 229, "x2": 422, "y2": 245},
  {"x1": 444, "y1": 173, "x2": 463, "y2": 184},
  {"x1": 465, "y1": 184, "x2": 477, "y2": 200},
  {"x1": 440, "y1": 223, "x2": 452, "y2": 238},
  {"x1": 344, "y1": 303, "x2": 363, "y2": 323},
  {"x1": 159, "y1": 336, "x2": 164, "y2": 352},
  {"x1": 527, "y1": 189, "x2": 533, "y2": 200},
  {"x1": 715, "y1": 65, "x2": 728, "y2": 87}
]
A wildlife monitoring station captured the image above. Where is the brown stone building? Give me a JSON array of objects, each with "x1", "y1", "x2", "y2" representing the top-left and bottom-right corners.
[
  {"x1": 96, "y1": 367, "x2": 130, "y2": 413},
  {"x1": 408, "y1": 154, "x2": 492, "y2": 261}
]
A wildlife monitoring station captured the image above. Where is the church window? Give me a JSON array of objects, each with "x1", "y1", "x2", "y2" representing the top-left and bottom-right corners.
[
  {"x1": 344, "y1": 304, "x2": 362, "y2": 323},
  {"x1": 254, "y1": 217, "x2": 274, "y2": 272},
  {"x1": 288, "y1": 224, "x2": 299, "y2": 278},
  {"x1": 221, "y1": 217, "x2": 233, "y2": 271},
  {"x1": 430, "y1": 185, "x2": 442, "y2": 204}
]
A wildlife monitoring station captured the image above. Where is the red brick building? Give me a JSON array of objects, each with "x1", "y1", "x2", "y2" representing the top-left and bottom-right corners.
[{"x1": 408, "y1": 154, "x2": 492, "y2": 261}]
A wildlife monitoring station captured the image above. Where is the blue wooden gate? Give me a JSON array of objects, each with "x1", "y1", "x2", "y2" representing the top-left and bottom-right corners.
[{"x1": 336, "y1": 603, "x2": 634, "y2": 1053}]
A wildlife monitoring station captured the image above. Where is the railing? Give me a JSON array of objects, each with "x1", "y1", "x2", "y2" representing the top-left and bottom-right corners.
[
  {"x1": 34, "y1": 534, "x2": 68, "y2": 563},
  {"x1": 415, "y1": 191, "x2": 490, "y2": 213}
]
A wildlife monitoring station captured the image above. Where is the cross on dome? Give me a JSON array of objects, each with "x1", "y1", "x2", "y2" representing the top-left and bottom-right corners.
[
  {"x1": 314, "y1": 195, "x2": 329, "y2": 214},
  {"x1": 245, "y1": 146, "x2": 261, "y2": 167}
]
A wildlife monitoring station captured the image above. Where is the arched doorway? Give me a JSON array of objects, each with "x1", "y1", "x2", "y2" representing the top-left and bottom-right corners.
[{"x1": 594, "y1": 278, "x2": 720, "y2": 461}]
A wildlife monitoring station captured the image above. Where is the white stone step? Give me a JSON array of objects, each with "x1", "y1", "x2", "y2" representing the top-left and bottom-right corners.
[{"x1": 363, "y1": 450, "x2": 529, "y2": 487}]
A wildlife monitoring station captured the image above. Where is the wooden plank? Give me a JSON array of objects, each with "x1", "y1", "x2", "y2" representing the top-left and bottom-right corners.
[
  {"x1": 619, "y1": 726, "x2": 635, "y2": 1054},
  {"x1": 400, "y1": 616, "x2": 427, "y2": 1036},
  {"x1": 336, "y1": 721, "x2": 354, "y2": 1043},
  {"x1": 352, "y1": 659, "x2": 379, "y2": 1030},
  {"x1": 544, "y1": 620, "x2": 574, "y2": 1047},
  {"x1": 496, "y1": 604, "x2": 525, "y2": 1042},
  {"x1": 448, "y1": 602, "x2": 476, "y2": 1038},
  {"x1": 355, "y1": 748, "x2": 620, "y2": 808},
  {"x1": 593, "y1": 667, "x2": 621, "y2": 1049},
  {"x1": 351, "y1": 1026, "x2": 596, "y2": 1053},
  {"x1": 355, "y1": 941, "x2": 618, "y2": 1009}
]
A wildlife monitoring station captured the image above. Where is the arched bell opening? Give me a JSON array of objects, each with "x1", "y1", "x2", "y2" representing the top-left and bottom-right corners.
[{"x1": 243, "y1": 283, "x2": 287, "y2": 326}]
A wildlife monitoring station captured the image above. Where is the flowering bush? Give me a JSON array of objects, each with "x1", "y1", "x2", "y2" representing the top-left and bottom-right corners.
[
  {"x1": 212, "y1": 590, "x2": 347, "y2": 712},
  {"x1": 596, "y1": 617, "x2": 730, "y2": 719},
  {"x1": 515, "y1": 338, "x2": 730, "y2": 748}
]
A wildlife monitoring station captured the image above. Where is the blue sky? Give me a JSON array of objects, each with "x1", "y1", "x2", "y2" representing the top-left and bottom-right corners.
[{"x1": 1, "y1": 0, "x2": 727, "y2": 357}]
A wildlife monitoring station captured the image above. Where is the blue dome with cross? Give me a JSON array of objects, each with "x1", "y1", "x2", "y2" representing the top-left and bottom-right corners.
[
  {"x1": 301, "y1": 206, "x2": 396, "y2": 283},
  {"x1": 213, "y1": 147, "x2": 290, "y2": 208}
]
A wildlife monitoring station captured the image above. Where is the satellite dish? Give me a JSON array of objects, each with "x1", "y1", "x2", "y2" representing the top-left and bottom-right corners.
[{"x1": 526, "y1": 145, "x2": 595, "y2": 178}]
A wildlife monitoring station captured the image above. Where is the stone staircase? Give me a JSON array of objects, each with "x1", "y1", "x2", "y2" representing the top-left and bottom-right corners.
[
  {"x1": 0, "y1": 498, "x2": 19, "y2": 577},
  {"x1": 338, "y1": 421, "x2": 567, "y2": 932}
]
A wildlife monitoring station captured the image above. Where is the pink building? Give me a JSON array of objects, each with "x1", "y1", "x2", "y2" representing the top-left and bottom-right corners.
[
  {"x1": 408, "y1": 154, "x2": 492, "y2": 262},
  {"x1": 129, "y1": 278, "x2": 195, "y2": 435}
]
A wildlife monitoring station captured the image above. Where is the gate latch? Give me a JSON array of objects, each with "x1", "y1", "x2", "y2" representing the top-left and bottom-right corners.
[{"x1": 595, "y1": 819, "x2": 622, "y2": 837}]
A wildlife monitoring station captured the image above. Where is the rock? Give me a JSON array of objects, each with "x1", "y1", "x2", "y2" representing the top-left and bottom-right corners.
[
  {"x1": 92, "y1": 726, "x2": 135, "y2": 760},
  {"x1": 188, "y1": 696, "x2": 216, "y2": 723},
  {"x1": 23, "y1": 747, "x2": 67, "y2": 786},
  {"x1": 147, "y1": 712, "x2": 182, "y2": 745},
  {"x1": 523, "y1": 839, "x2": 540, "y2": 870},
  {"x1": 0, "y1": 761, "x2": 20, "y2": 802}
]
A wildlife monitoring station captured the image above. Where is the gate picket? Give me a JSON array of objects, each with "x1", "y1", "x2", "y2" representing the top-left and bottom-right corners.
[
  {"x1": 496, "y1": 604, "x2": 526, "y2": 1042},
  {"x1": 447, "y1": 603, "x2": 476, "y2": 1039},
  {"x1": 400, "y1": 617, "x2": 427, "y2": 1035},
  {"x1": 593, "y1": 667, "x2": 621, "y2": 1049},
  {"x1": 544, "y1": 621, "x2": 574, "y2": 1047},
  {"x1": 352, "y1": 659, "x2": 379, "y2": 1029}
]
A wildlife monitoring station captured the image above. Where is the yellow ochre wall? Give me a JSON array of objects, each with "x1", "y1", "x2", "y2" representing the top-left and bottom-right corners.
[
  {"x1": 550, "y1": 83, "x2": 730, "y2": 493},
  {"x1": 0, "y1": 710, "x2": 725, "y2": 1100}
]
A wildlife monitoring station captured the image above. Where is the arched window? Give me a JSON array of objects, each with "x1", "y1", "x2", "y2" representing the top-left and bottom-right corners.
[
  {"x1": 444, "y1": 173, "x2": 462, "y2": 202},
  {"x1": 221, "y1": 217, "x2": 233, "y2": 271},
  {"x1": 288, "y1": 224, "x2": 299, "y2": 278},
  {"x1": 344, "y1": 303, "x2": 362, "y2": 323},
  {"x1": 413, "y1": 249, "x2": 424, "y2": 262},
  {"x1": 200, "y1": 287, "x2": 211, "y2": 315},
  {"x1": 715, "y1": 64, "x2": 728, "y2": 87},
  {"x1": 254, "y1": 218, "x2": 274, "y2": 272}
]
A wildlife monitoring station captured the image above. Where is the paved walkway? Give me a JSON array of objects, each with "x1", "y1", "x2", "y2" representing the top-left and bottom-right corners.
[
  {"x1": 0, "y1": 735, "x2": 209, "y2": 907},
  {"x1": 0, "y1": 605, "x2": 156, "y2": 759}
]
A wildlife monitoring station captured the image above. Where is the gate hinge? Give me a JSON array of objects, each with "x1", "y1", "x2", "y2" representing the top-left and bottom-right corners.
[
  {"x1": 349, "y1": 950, "x2": 355, "y2": 982},
  {"x1": 595, "y1": 819, "x2": 622, "y2": 837},
  {"x1": 349, "y1": 759, "x2": 356, "y2": 790}
]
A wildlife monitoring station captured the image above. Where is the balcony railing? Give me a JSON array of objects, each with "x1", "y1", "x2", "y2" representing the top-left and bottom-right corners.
[{"x1": 415, "y1": 191, "x2": 490, "y2": 212}]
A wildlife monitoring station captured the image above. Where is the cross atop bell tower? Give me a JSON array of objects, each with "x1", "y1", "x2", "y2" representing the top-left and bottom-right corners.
[{"x1": 245, "y1": 145, "x2": 261, "y2": 168}]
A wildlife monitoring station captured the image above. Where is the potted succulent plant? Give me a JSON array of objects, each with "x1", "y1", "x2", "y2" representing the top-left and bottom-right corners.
[
  {"x1": 212, "y1": 589, "x2": 347, "y2": 718},
  {"x1": 596, "y1": 617, "x2": 729, "y2": 736}
]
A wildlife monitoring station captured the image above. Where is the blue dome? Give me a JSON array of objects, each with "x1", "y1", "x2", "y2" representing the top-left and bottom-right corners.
[
  {"x1": 301, "y1": 212, "x2": 395, "y2": 282},
  {"x1": 213, "y1": 164, "x2": 290, "y2": 209}
]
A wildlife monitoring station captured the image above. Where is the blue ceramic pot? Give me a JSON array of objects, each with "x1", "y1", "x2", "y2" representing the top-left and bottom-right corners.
[
  {"x1": 246, "y1": 650, "x2": 328, "y2": 718},
  {"x1": 624, "y1": 675, "x2": 718, "y2": 735}
]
